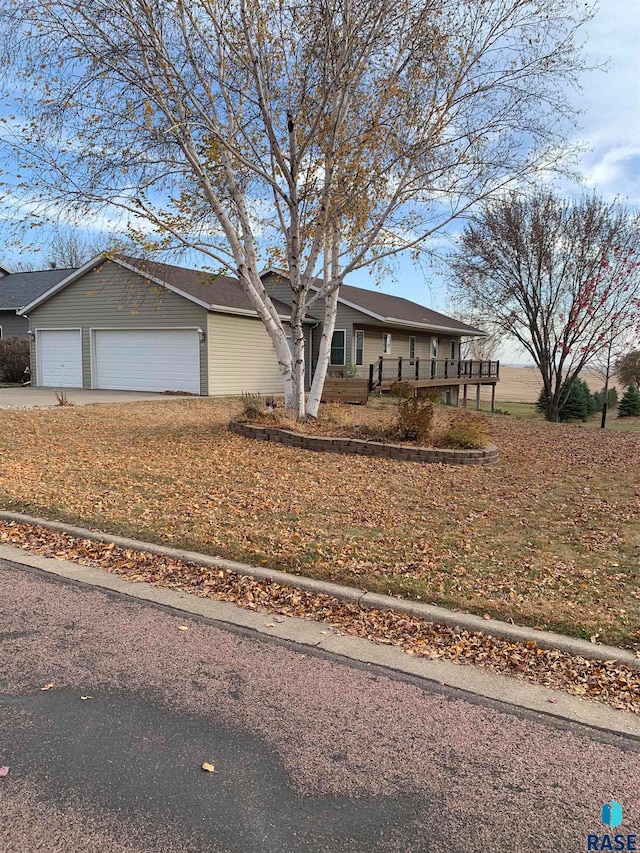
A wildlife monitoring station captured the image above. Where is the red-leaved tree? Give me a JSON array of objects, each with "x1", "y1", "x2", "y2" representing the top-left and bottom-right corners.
[{"x1": 453, "y1": 191, "x2": 640, "y2": 422}]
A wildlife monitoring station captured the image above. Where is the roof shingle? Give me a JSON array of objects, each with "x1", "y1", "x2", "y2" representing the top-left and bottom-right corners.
[{"x1": 0, "y1": 268, "x2": 78, "y2": 311}]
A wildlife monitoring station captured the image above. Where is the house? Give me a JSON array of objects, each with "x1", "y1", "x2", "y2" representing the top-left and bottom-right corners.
[
  {"x1": 0, "y1": 267, "x2": 77, "y2": 338},
  {"x1": 262, "y1": 269, "x2": 499, "y2": 407},
  {"x1": 19, "y1": 253, "x2": 499, "y2": 405}
]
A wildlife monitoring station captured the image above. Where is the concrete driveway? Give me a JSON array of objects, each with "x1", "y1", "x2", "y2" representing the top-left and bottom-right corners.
[{"x1": 0, "y1": 387, "x2": 190, "y2": 408}]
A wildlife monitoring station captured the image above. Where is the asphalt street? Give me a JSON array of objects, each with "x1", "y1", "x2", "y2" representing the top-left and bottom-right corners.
[{"x1": 1, "y1": 558, "x2": 638, "y2": 852}]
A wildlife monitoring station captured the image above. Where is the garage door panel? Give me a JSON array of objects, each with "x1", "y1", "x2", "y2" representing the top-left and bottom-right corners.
[
  {"x1": 38, "y1": 329, "x2": 83, "y2": 388},
  {"x1": 94, "y1": 329, "x2": 200, "y2": 394}
]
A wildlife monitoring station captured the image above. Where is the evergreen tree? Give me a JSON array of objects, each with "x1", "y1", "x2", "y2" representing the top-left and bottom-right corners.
[
  {"x1": 618, "y1": 384, "x2": 640, "y2": 418},
  {"x1": 560, "y1": 378, "x2": 592, "y2": 421},
  {"x1": 536, "y1": 378, "x2": 594, "y2": 421},
  {"x1": 535, "y1": 388, "x2": 547, "y2": 414}
]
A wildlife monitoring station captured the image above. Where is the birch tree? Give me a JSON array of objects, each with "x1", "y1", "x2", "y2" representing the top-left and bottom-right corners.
[
  {"x1": 0, "y1": 0, "x2": 593, "y2": 416},
  {"x1": 452, "y1": 191, "x2": 640, "y2": 422}
]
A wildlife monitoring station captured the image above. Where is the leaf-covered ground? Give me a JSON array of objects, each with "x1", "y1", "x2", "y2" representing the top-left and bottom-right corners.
[
  {"x1": 0, "y1": 521, "x2": 638, "y2": 714},
  {"x1": 0, "y1": 398, "x2": 638, "y2": 649}
]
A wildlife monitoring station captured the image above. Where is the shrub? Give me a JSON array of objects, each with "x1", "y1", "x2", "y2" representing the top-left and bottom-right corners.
[
  {"x1": 396, "y1": 397, "x2": 434, "y2": 442},
  {"x1": 321, "y1": 402, "x2": 353, "y2": 427},
  {"x1": 618, "y1": 383, "x2": 640, "y2": 418},
  {"x1": 330, "y1": 364, "x2": 358, "y2": 378},
  {"x1": 417, "y1": 388, "x2": 442, "y2": 404},
  {"x1": 55, "y1": 388, "x2": 75, "y2": 407},
  {"x1": 0, "y1": 336, "x2": 30, "y2": 383},
  {"x1": 437, "y1": 417, "x2": 491, "y2": 449},
  {"x1": 389, "y1": 381, "x2": 414, "y2": 399},
  {"x1": 240, "y1": 392, "x2": 264, "y2": 420}
]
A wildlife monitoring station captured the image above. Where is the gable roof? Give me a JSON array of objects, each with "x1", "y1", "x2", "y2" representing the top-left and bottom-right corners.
[
  {"x1": 336, "y1": 283, "x2": 483, "y2": 335},
  {"x1": 261, "y1": 268, "x2": 484, "y2": 335},
  {"x1": 19, "y1": 254, "x2": 314, "y2": 321},
  {"x1": 0, "y1": 268, "x2": 78, "y2": 311}
]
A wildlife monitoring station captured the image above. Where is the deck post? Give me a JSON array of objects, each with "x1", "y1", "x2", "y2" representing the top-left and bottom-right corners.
[
  {"x1": 457, "y1": 359, "x2": 461, "y2": 378},
  {"x1": 378, "y1": 358, "x2": 383, "y2": 386},
  {"x1": 368, "y1": 363, "x2": 374, "y2": 393},
  {"x1": 444, "y1": 359, "x2": 448, "y2": 379},
  {"x1": 398, "y1": 357, "x2": 403, "y2": 381},
  {"x1": 415, "y1": 358, "x2": 420, "y2": 380},
  {"x1": 491, "y1": 383, "x2": 496, "y2": 413},
  {"x1": 476, "y1": 384, "x2": 481, "y2": 410},
  {"x1": 463, "y1": 384, "x2": 468, "y2": 408}
]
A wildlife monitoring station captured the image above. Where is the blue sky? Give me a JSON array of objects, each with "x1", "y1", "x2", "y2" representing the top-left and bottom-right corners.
[
  {"x1": 2, "y1": 1, "x2": 638, "y2": 364},
  {"x1": 348, "y1": 0, "x2": 640, "y2": 362}
]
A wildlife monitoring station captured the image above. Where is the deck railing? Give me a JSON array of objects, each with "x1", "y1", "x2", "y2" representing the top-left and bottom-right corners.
[{"x1": 368, "y1": 357, "x2": 500, "y2": 391}]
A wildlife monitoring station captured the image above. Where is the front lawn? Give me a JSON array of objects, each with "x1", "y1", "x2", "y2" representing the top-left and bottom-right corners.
[{"x1": 0, "y1": 398, "x2": 638, "y2": 649}]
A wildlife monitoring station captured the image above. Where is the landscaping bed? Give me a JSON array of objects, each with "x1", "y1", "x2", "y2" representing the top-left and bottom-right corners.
[
  {"x1": 0, "y1": 397, "x2": 638, "y2": 650},
  {"x1": 239, "y1": 395, "x2": 493, "y2": 449}
]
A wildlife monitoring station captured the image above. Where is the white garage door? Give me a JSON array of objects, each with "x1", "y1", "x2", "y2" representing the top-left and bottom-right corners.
[
  {"x1": 93, "y1": 329, "x2": 200, "y2": 394},
  {"x1": 38, "y1": 329, "x2": 83, "y2": 388}
]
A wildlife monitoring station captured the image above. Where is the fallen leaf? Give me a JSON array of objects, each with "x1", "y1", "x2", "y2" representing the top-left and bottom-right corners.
[
  {"x1": 320, "y1": 630, "x2": 329, "y2": 635},
  {"x1": 201, "y1": 762, "x2": 216, "y2": 773},
  {"x1": 178, "y1": 626, "x2": 189, "y2": 631},
  {"x1": 40, "y1": 683, "x2": 54, "y2": 691},
  {"x1": 0, "y1": 766, "x2": 9, "y2": 777},
  {"x1": 265, "y1": 623, "x2": 275, "y2": 628},
  {"x1": 548, "y1": 697, "x2": 558, "y2": 704},
  {"x1": 482, "y1": 614, "x2": 491, "y2": 620},
  {"x1": 273, "y1": 615, "x2": 285, "y2": 623}
]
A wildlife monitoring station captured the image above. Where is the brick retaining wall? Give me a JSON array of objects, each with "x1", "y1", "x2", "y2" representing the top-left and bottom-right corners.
[{"x1": 229, "y1": 419, "x2": 498, "y2": 465}]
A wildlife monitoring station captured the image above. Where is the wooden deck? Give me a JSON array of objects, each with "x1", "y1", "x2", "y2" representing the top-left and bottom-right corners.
[{"x1": 377, "y1": 375, "x2": 499, "y2": 390}]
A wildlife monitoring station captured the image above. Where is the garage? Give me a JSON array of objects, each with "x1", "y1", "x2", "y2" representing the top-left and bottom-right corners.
[
  {"x1": 37, "y1": 329, "x2": 83, "y2": 388},
  {"x1": 92, "y1": 328, "x2": 201, "y2": 394}
]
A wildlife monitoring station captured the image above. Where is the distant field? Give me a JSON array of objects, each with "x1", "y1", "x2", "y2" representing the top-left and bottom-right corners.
[{"x1": 480, "y1": 365, "x2": 621, "y2": 405}]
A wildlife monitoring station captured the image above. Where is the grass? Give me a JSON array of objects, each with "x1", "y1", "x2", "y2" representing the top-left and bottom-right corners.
[
  {"x1": 0, "y1": 397, "x2": 638, "y2": 650},
  {"x1": 484, "y1": 401, "x2": 640, "y2": 432}
]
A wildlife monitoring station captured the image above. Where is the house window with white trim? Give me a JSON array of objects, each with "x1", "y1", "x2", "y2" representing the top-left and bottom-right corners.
[
  {"x1": 354, "y1": 330, "x2": 364, "y2": 366},
  {"x1": 330, "y1": 329, "x2": 346, "y2": 366},
  {"x1": 409, "y1": 335, "x2": 416, "y2": 362},
  {"x1": 431, "y1": 337, "x2": 438, "y2": 359},
  {"x1": 382, "y1": 333, "x2": 392, "y2": 355}
]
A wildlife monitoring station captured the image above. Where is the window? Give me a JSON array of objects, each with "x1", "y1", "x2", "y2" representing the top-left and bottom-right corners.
[
  {"x1": 330, "y1": 329, "x2": 346, "y2": 366},
  {"x1": 382, "y1": 333, "x2": 392, "y2": 355},
  {"x1": 354, "y1": 330, "x2": 364, "y2": 366},
  {"x1": 450, "y1": 340, "x2": 457, "y2": 360},
  {"x1": 286, "y1": 336, "x2": 294, "y2": 356},
  {"x1": 431, "y1": 337, "x2": 438, "y2": 359},
  {"x1": 409, "y1": 336, "x2": 416, "y2": 362}
]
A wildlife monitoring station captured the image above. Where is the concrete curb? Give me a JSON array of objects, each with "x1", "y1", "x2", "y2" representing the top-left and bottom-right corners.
[
  {"x1": 1, "y1": 540, "x2": 639, "y2": 740},
  {"x1": 0, "y1": 509, "x2": 638, "y2": 671}
]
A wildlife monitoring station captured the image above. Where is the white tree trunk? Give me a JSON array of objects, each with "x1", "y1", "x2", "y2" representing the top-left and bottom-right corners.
[{"x1": 306, "y1": 286, "x2": 340, "y2": 417}]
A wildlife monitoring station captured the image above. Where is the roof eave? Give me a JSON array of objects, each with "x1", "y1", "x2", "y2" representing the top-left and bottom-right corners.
[{"x1": 383, "y1": 317, "x2": 487, "y2": 336}]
